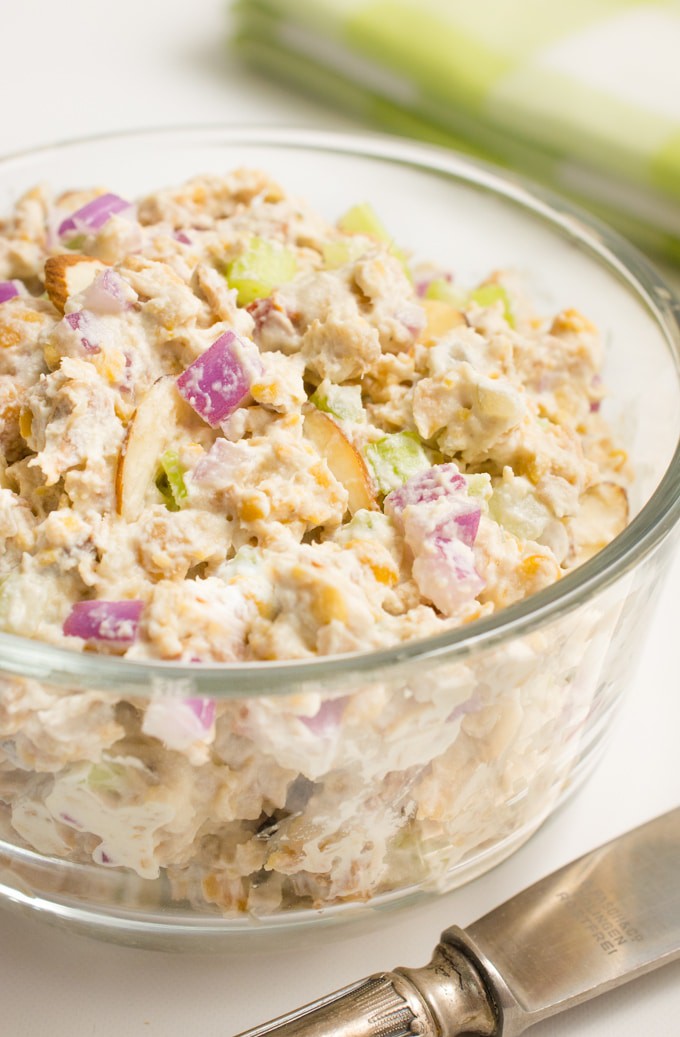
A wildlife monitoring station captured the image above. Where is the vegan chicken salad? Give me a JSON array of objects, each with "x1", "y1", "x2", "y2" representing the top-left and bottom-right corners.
[
  {"x1": 0, "y1": 169, "x2": 629, "y2": 662},
  {"x1": 0, "y1": 167, "x2": 631, "y2": 913}
]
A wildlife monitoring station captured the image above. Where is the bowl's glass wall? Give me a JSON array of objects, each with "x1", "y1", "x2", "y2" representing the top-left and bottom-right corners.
[
  {"x1": 0, "y1": 129, "x2": 678, "y2": 942},
  {"x1": 0, "y1": 535, "x2": 674, "y2": 941}
]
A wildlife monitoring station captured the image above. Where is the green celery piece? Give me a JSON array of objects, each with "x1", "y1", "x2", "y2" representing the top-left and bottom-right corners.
[
  {"x1": 365, "y1": 431, "x2": 430, "y2": 495},
  {"x1": 336, "y1": 509, "x2": 392, "y2": 544},
  {"x1": 65, "y1": 233, "x2": 87, "y2": 251},
  {"x1": 321, "y1": 238, "x2": 370, "y2": 269},
  {"x1": 337, "y1": 202, "x2": 411, "y2": 277},
  {"x1": 469, "y1": 283, "x2": 515, "y2": 327},
  {"x1": 87, "y1": 762, "x2": 129, "y2": 793},
  {"x1": 309, "y1": 382, "x2": 364, "y2": 423},
  {"x1": 465, "y1": 473, "x2": 493, "y2": 504},
  {"x1": 488, "y1": 482, "x2": 549, "y2": 540},
  {"x1": 156, "y1": 449, "x2": 187, "y2": 511},
  {"x1": 424, "y1": 277, "x2": 464, "y2": 306},
  {"x1": 225, "y1": 237, "x2": 297, "y2": 306},
  {"x1": 338, "y1": 202, "x2": 391, "y2": 241}
]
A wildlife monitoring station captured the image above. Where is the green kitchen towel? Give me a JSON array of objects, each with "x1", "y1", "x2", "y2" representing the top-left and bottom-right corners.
[{"x1": 233, "y1": 0, "x2": 680, "y2": 261}]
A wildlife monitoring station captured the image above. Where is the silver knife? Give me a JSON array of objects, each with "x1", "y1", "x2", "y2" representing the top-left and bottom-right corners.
[{"x1": 232, "y1": 807, "x2": 680, "y2": 1037}]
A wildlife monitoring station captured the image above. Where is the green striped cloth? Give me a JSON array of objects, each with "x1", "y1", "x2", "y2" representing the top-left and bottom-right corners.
[{"x1": 233, "y1": 0, "x2": 680, "y2": 262}]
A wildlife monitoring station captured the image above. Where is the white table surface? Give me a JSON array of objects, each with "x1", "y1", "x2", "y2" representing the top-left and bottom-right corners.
[{"x1": 1, "y1": 3, "x2": 679, "y2": 1035}]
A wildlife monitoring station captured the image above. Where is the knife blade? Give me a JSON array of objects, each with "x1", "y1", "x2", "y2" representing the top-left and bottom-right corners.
[{"x1": 231, "y1": 807, "x2": 680, "y2": 1037}]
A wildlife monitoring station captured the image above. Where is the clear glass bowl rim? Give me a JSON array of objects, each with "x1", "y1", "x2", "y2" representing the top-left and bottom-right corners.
[{"x1": 0, "y1": 123, "x2": 679, "y2": 696}]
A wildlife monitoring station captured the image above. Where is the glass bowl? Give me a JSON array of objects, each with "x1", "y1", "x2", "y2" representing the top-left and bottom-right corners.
[{"x1": 0, "y1": 126, "x2": 679, "y2": 948}]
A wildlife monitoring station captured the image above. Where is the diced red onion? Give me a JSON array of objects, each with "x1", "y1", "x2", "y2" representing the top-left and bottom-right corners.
[
  {"x1": 176, "y1": 331, "x2": 261, "y2": 427},
  {"x1": 81, "y1": 268, "x2": 135, "y2": 315},
  {"x1": 63, "y1": 310, "x2": 100, "y2": 353},
  {"x1": 401, "y1": 500, "x2": 481, "y2": 556},
  {"x1": 386, "y1": 464, "x2": 484, "y2": 613},
  {"x1": 58, "y1": 193, "x2": 132, "y2": 238},
  {"x1": 192, "y1": 436, "x2": 250, "y2": 487},
  {"x1": 63, "y1": 600, "x2": 144, "y2": 643},
  {"x1": 142, "y1": 696, "x2": 216, "y2": 751},
  {"x1": 0, "y1": 281, "x2": 20, "y2": 303},
  {"x1": 174, "y1": 230, "x2": 192, "y2": 245},
  {"x1": 412, "y1": 538, "x2": 484, "y2": 614},
  {"x1": 437, "y1": 506, "x2": 481, "y2": 549},
  {"x1": 186, "y1": 697, "x2": 216, "y2": 729},
  {"x1": 300, "y1": 696, "x2": 347, "y2": 735},
  {"x1": 388, "y1": 466, "x2": 482, "y2": 549},
  {"x1": 385, "y1": 464, "x2": 467, "y2": 520}
]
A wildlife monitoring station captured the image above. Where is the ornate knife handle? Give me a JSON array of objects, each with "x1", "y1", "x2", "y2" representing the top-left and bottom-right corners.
[{"x1": 233, "y1": 940, "x2": 499, "y2": 1037}]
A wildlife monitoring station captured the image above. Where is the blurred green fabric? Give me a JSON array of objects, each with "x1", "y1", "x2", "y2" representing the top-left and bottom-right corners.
[{"x1": 234, "y1": 0, "x2": 680, "y2": 261}]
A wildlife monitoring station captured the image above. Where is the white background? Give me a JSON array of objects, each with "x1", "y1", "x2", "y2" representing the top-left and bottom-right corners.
[{"x1": 1, "y1": 3, "x2": 679, "y2": 1035}]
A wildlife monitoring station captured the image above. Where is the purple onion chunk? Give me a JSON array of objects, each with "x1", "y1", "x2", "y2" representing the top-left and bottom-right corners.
[
  {"x1": 412, "y1": 537, "x2": 485, "y2": 614},
  {"x1": 176, "y1": 331, "x2": 261, "y2": 427},
  {"x1": 142, "y1": 696, "x2": 216, "y2": 751},
  {"x1": 58, "y1": 193, "x2": 132, "y2": 238},
  {"x1": 433, "y1": 505, "x2": 481, "y2": 550},
  {"x1": 63, "y1": 600, "x2": 144, "y2": 644},
  {"x1": 385, "y1": 464, "x2": 467, "y2": 520},
  {"x1": 63, "y1": 310, "x2": 101, "y2": 353},
  {"x1": 385, "y1": 464, "x2": 485, "y2": 613},
  {"x1": 0, "y1": 281, "x2": 20, "y2": 304},
  {"x1": 186, "y1": 697, "x2": 216, "y2": 730},
  {"x1": 81, "y1": 268, "x2": 135, "y2": 315},
  {"x1": 300, "y1": 696, "x2": 348, "y2": 736},
  {"x1": 401, "y1": 501, "x2": 482, "y2": 560}
]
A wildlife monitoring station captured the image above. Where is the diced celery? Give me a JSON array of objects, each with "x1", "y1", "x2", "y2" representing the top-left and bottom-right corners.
[
  {"x1": 64, "y1": 233, "x2": 87, "y2": 251},
  {"x1": 488, "y1": 478, "x2": 550, "y2": 540},
  {"x1": 469, "y1": 283, "x2": 515, "y2": 327},
  {"x1": 87, "y1": 761, "x2": 129, "y2": 793},
  {"x1": 334, "y1": 509, "x2": 392, "y2": 544},
  {"x1": 424, "y1": 277, "x2": 464, "y2": 306},
  {"x1": 86, "y1": 759, "x2": 149, "y2": 800},
  {"x1": 321, "y1": 239, "x2": 370, "y2": 270},
  {"x1": 309, "y1": 381, "x2": 364, "y2": 423},
  {"x1": 337, "y1": 202, "x2": 391, "y2": 241},
  {"x1": 365, "y1": 432, "x2": 430, "y2": 495},
  {"x1": 465, "y1": 473, "x2": 493, "y2": 505},
  {"x1": 337, "y1": 203, "x2": 411, "y2": 277},
  {"x1": 156, "y1": 449, "x2": 187, "y2": 511},
  {"x1": 225, "y1": 237, "x2": 297, "y2": 306}
]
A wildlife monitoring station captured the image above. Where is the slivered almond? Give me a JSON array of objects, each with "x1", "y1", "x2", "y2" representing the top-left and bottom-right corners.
[
  {"x1": 44, "y1": 254, "x2": 107, "y2": 315},
  {"x1": 566, "y1": 482, "x2": 629, "y2": 567},
  {"x1": 303, "y1": 405, "x2": 376, "y2": 515},
  {"x1": 115, "y1": 375, "x2": 187, "y2": 522}
]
